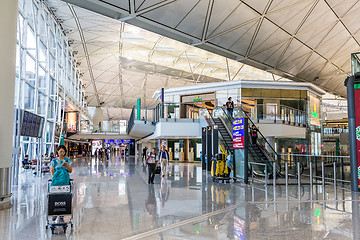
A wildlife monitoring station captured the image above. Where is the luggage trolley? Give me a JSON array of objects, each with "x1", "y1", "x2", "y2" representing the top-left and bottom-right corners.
[{"x1": 46, "y1": 179, "x2": 74, "y2": 234}]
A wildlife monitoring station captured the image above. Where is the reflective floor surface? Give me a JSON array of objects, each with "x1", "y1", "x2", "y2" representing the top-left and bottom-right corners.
[{"x1": 1, "y1": 154, "x2": 359, "y2": 239}]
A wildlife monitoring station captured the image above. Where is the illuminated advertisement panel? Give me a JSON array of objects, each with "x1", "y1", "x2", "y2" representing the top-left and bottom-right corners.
[{"x1": 67, "y1": 112, "x2": 78, "y2": 132}]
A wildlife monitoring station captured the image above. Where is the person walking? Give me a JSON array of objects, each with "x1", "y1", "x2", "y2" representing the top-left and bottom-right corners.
[
  {"x1": 50, "y1": 145, "x2": 72, "y2": 186},
  {"x1": 99, "y1": 148, "x2": 103, "y2": 160},
  {"x1": 224, "y1": 97, "x2": 235, "y2": 117},
  {"x1": 142, "y1": 147, "x2": 148, "y2": 162},
  {"x1": 158, "y1": 145, "x2": 170, "y2": 178},
  {"x1": 146, "y1": 148, "x2": 157, "y2": 184}
]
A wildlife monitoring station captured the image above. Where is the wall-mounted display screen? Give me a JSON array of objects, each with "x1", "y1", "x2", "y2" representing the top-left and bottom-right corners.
[{"x1": 20, "y1": 110, "x2": 45, "y2": 138}]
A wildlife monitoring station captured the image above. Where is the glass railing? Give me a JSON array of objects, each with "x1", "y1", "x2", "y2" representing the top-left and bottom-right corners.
[
  {"x1": 153, "y1": 102, "x2": 200, "y2": 123},
  {"x1": 212, "y1": 106, "x2": 235, "y2": 134},
  {"x1": 280, "y1": 154, "x2": 350, "y2": 181},
  {"x1": 240, "y1": 104, "x2": 307, "y2": 125},
  {"x1": 323, "y1": 127, "x2": 348, "y2": 134},
  {"x1": 199, "y1": 107, "x2": 232, "y2": 154},
  {"x1": 90, "y1": 120, "x2": 126, "y2": 134}
]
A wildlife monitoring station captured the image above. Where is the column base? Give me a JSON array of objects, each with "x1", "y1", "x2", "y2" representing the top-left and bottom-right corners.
[
  {"x1": 0, "y1": 195, "x2": 12, "y2": 210},
  {"x1": 0, "y1": 167, "x2": 12, "y2": 210}
]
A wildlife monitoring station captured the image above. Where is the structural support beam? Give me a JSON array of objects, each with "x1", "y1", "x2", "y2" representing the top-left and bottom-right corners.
[
  {"x1": 68, "y1": 4, "x2": 101, "y2": 106},
  {"x1": 0, "y1": 0, "x2": 18, "y2": 209}
]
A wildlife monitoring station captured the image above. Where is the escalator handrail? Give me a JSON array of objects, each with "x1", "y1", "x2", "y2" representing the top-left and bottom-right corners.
[
  {"x1": 212, "y1": 106, "x2": 235, "y2": 136},
  {"x1": 200, "y1": 107, "x2": 232, "y2": 154},
  {"x1": 236, "y1": 106, "x2": 279, "y2": 160}
]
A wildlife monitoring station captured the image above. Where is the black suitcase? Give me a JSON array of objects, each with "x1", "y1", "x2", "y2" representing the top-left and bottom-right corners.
[{"x1": 155, "y1": 161, "x2": 161, "y2": 174}]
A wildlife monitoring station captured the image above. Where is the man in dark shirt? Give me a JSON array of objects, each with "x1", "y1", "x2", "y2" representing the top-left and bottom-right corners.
[
  {"x1": 225, "y1": 97, "x2": 235, "y2": 117},
  {"x1": 142, "y1": 147, "x2": 148, "y2": 162}
]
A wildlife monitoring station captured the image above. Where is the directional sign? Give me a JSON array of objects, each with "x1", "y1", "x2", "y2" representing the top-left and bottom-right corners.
[{"x1": 233, "y1": 118, "x2": 245, "y2": 149}]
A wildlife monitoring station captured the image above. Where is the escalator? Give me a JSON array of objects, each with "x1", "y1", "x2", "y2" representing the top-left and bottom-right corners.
[
  {"x1": 213, "y1": 118, "x2": 233, "y2": 154},
  {"x1": 200, "y1": 106, "x2": 300, "y2": 179}
]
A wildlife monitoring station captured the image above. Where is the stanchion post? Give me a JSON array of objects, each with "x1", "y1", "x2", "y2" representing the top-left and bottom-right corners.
[
  {"x1": 285, "y1": 162, "x2": 288, "y2": 188},
  {"x1": 334, "y1": 162, "x2": 337, "y2": 202},
  {"x1": 251, "y1": 164, "x2": 254, "y2": 184},
  {"x1": 265, "y1": 164, "x2": 268, "y2": 187},
  {"x1": 322, "y1": 162, "x2": 326, "y2": 203},
  {"x1": 273, "y1": 161, "x2": 276, "y2": 187},
  {"x1": 322, "y1": 162, "x2": 325, "y2": 188},
  {"x1": 310, "y1": 162, "x2": 313, "y2": 186},
  {"x1": 297, "y1": 161, "x2": 301, "y2": 187}
]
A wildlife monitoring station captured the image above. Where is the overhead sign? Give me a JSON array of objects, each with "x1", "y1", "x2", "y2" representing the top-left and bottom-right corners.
[{"x1": 233, "y1": 118, "x2": 244, "y2": 149}]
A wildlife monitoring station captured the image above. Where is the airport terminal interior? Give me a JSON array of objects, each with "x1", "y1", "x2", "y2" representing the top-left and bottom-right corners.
[{"x1": 2, "y1": 0, "x2": 360, "y2": 239}]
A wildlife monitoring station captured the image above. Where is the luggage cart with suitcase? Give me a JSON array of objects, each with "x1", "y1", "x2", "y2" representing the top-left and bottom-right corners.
[{"x1": 46, "y1": 179, "x2": 74, "y2": 234}]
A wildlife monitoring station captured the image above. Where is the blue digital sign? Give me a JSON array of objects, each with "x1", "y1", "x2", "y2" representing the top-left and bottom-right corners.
[
  {"x1": 105, "y1": 139, "x2": 132, "y2": 145},
  {"x1": 232, "y1": 118, "x2": 244, "y2": 137},
  {"x1": 233, "y1": 118, "x2": 245, "y2": 150}
]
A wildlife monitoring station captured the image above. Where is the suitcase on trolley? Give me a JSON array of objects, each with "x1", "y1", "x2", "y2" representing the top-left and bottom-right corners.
[{"x1": 46, "y1": 180, "x2": 74, "y2": 234}]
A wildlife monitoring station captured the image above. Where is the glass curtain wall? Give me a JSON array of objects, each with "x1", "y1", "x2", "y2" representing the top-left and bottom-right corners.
[{"x1": 14, "y1": 0, "x2": 84, "y2": 179}]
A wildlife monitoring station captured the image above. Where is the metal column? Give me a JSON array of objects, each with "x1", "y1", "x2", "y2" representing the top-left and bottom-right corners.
[
  {"x1": 201, "y1": 127, "x2": 206, "y2": 170},
  {"x1": 212, "y1": 126, "x2": 218, "y2": 158},
  {"x1": 345, "y1": 76, "x2": 359, "y2": 191},
  {"x1": 206, "y1": 126, "x2": 212, "y2": 171}
]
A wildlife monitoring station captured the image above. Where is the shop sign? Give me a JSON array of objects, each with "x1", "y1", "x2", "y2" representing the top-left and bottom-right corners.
[
  {"x1": 193, "y1": 96, "x2": 202, "y2": 102},
  {"x1": 311, "y1": 105, "x2": 319, "y2": 118},
  {"x1": 354, "y1": 83, "x2": 360, "y2": 187},
  {"x1": 233, "y1": 118, "x2": 244, "y2": 149}
]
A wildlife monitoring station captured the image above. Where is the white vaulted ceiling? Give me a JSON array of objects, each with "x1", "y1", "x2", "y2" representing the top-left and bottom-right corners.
[
  {"x1": 56, "y1": 0, "x2": 360, "y2": 99},
  {"x1": 46, "y1": 0, "x2": 294, "y2": 120}
]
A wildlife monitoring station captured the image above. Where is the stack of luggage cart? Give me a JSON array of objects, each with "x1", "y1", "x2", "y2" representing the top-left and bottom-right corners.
[
  {"x1": 46, "y1": 179, "x2": 74, "y2": 234},
  {"x1": 211, "y1": 153, "x2": 231, "y2": 183}
]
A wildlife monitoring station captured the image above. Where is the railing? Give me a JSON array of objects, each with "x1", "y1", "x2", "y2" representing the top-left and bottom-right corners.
[
  {"x1": 87, "y1": 120, "x2": 127, "y2": 134},
  {"x1": 199, "y1": 107, "x2": 232, "y2": 154},
  {"x1": 212, "y1": 106, "x2": 236, "y2": 134},
  {"x1": 323, "y1": 127, "x2": 349, "y2": 134},
  {"x1": 153, "y1": 102, "x2": 198, "y2": 123},
  {"x1": 127, "y1": 106, "x2": 135, "y2": 134},
  {"x1": 279, "y1": 154, "x2": 350, "y2": 181},
  {"x1": 127, "y1": 105, "x2": 154, "y2": 134},
  {"x1": 249, "y1": 162, "x2": 268, "y2": 185},
  {"x1": 239, "y1": 104, "x2": 307, "y2": 125},
  {"x1": 235, "y1": 106, "x2": 280, "y2": 162}
]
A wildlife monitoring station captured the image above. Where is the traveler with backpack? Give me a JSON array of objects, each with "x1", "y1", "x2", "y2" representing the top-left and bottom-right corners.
[{"x1": 146, "y1": 148, "x2": 157, "y2": 184}]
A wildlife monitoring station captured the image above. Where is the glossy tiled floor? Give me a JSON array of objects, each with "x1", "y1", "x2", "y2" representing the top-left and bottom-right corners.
[{"x1": 1, "y1": 154, "x2": 359, "y2": 239}]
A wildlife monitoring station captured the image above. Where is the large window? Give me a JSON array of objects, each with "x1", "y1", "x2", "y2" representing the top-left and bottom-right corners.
[{"x1": 14, "y1": 0, "x2": 86, "y2": 172}]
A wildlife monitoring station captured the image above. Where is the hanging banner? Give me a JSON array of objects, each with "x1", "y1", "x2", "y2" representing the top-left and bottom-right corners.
[
  {"x1": 354, "y1": 83, "x2": 360, "y2": 187},
  {"x1": 233, "y1": 118, "x2": 245, "y2": 149}
]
